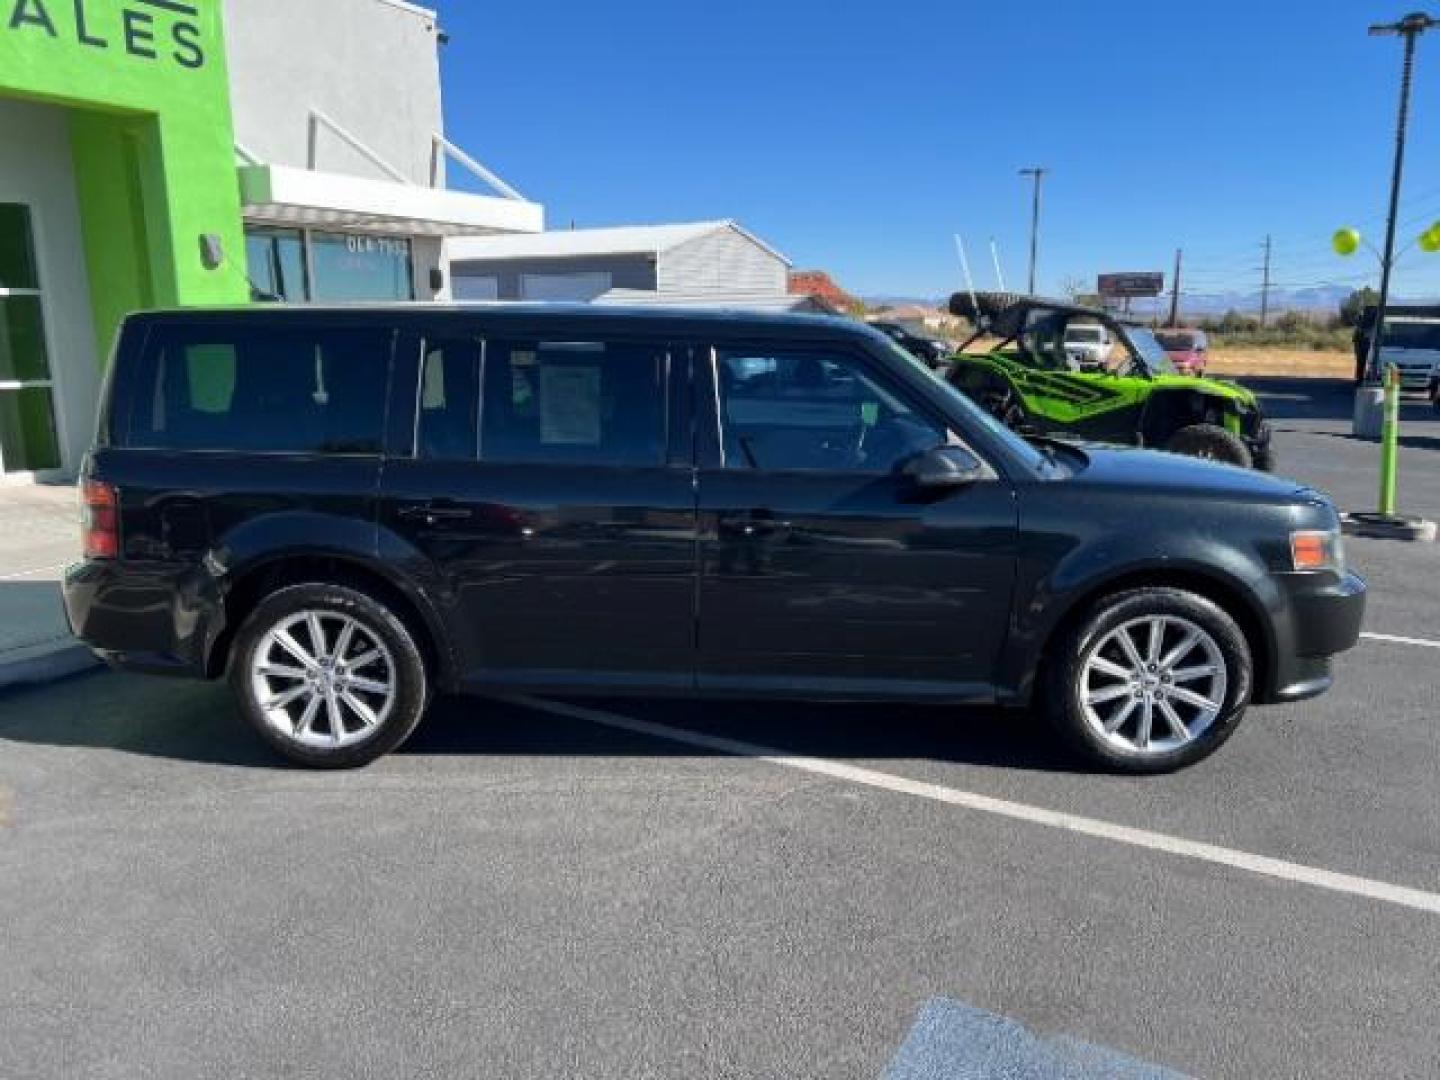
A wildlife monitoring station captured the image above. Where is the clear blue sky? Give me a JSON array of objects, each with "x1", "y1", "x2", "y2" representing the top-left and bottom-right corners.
[{"x1": 436, "y1": 0, "x2": 1440, "y2": 303}]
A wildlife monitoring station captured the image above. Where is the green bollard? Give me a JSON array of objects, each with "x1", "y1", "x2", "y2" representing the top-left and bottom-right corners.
[{"x1": 1379, "y1": 364, "x2": 1400, "y2": 516}]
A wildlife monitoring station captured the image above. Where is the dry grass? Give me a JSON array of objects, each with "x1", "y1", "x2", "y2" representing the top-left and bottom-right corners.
[
  {"x1": 1205, "y1": 348, "x2": 1353, "y2": 379},
  {"x1": 954, "y1": 341, "x2": 1355, "y2": 379}
]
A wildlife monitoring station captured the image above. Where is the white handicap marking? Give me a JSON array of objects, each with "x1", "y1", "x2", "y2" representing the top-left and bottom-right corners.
[{"x1": 883, "y1": 997, "x2": 1188, "y2": 1080}]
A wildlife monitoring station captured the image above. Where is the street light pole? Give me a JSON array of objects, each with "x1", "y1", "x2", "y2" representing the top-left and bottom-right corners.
[
  {"x1": 1365, "y1": 12, "x2": 1437, "y2": 381},
  {"x1": 1019, "y1": 167, "x2": 1047, "y2": 295}
]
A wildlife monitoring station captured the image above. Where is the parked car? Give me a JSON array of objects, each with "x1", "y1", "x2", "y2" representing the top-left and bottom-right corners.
[
  {"x1": 65, "y1": 306, "x2": 1364, "y2": 773},
  {"x1": 947, "y1": 293, "x2": 1273, "y2": 470},
  {"x1": 870, "y1": 321, "x2": 948, "y2": 365},
  {"x1": 1062, "y1": 322, "x2": 1112, "y2": 369},
  {"x1": 1154, "y1": 328, "x2": 1210, "y2": 375}
]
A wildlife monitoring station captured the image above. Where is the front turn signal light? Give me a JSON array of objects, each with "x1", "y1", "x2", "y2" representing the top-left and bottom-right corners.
[{"x1": 1291, "y1": 529, "x2": 1342, "y2": 572}]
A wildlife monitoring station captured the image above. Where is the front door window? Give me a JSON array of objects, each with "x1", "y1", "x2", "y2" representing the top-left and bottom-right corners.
[
  {"x1": 715, "y1": 347, "x2": 943, "y2": 472},
  {"x1": 0, "y1": 204, "x2": 61, "y2": 473}
]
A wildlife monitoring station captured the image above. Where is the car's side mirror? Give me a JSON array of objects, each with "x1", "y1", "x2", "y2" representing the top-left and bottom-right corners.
[{"x1": 903, "y1": 445, "x2": 986, "y2": 489}]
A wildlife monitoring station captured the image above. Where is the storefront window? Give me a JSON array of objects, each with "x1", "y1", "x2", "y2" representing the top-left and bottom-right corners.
[
  {"x1": 0, "y1": 204, "x2": 60, "y2": 473},
  {"x1": 0, "y1": 204, "x2": 40, "y2": 291},
  {"x1": 244, "y1": 227, "x2": 307, "y2": 303},
  {"x1": 310, "y1": 233, "x2": 415, "y2": 302},
  {"x1": 242, "y1": 228, "x2": 416, "y2": 304}
]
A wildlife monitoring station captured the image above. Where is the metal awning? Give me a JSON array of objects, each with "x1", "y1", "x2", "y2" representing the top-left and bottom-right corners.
[{"x1": 239, "y1": 164, "x2": 545, "y2": 237}]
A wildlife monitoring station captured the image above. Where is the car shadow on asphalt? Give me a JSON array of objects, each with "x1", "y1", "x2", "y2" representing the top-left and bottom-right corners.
[
  {"x1": 408, "y1": 694, "x2": 1081, "y2": 773},
  {"x1": 0, "y1": 673, "x2": 1081, "y2": 774}
]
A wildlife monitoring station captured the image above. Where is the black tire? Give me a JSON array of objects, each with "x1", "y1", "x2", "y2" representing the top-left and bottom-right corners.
[
  {"x1": 948, "y1": 290, "x2": 1030, "y2": 324},
  {"x1": 1042, "y1": 587, "x2": 1252, "y2": 773},
  {"x1": 229, "y1": 583, "x2": 429, "y2": 768},
  {"x1": 1165, "y1": 423, "x2": 1253, "y2": 468}
]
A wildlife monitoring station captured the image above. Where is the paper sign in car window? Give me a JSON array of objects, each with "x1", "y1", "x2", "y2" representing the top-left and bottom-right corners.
[{"x1": 539, "y1": 364, "x2": 602, "y2": 445}]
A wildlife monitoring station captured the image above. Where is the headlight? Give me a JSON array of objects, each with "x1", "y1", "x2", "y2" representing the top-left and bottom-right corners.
[{"x1": 1290, "y1": 529, "x2": 1344, "y2": 572}]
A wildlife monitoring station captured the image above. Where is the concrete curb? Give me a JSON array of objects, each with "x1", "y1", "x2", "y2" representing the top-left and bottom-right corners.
[
  {"x1": 0, "y1": 640, "x2": 101, "y2": 693},
  {"x1": 1341, "y1": 512, "x2": 1439, "y2": 543}
]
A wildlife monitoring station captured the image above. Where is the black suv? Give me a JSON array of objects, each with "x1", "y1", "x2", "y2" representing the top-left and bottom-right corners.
[{"x1": 65, "y1": 306, "x2": 1364, "y2": 772}]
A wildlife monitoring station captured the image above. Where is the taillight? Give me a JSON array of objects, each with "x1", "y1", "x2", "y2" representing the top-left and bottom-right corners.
[{"x1": 81, "y1": 479, "x2": 118, "y2": 559}]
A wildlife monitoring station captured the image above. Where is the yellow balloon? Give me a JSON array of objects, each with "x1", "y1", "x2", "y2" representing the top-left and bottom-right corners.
[
  {"x1": 1333, "y1": 228, "x2": 1361, "y2": 256},
  {"x1": 1421, "y1": 228, "x2": 1440, "y2": 253}
]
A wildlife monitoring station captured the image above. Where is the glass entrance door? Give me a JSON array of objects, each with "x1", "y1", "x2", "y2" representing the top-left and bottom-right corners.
[{"x1": 0, "y1": 204, "x2": 61, "y2": 474}]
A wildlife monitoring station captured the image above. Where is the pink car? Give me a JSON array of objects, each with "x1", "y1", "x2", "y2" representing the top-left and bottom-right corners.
[{"x1": 1154, "y1": 329, "x2": 1209, "y2": 375}]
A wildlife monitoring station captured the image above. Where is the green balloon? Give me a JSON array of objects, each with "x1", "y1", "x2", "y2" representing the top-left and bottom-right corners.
[
  {"x1": 1333, "y1": 228, "x2": 1361, "y2": 256},
  {"x1": 1423, "y1": 226, "x2": 1440, "y2": 253}
]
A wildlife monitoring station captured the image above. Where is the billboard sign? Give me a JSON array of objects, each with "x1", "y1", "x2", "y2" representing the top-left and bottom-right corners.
[{"x1": 1098, "y1": 272, "x2": 1164, "y2": 298}]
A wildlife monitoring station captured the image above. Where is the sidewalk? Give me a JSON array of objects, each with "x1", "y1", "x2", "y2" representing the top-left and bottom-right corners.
[{"x1": 0, "y1": 484, "x2": 97, "y2": 690}]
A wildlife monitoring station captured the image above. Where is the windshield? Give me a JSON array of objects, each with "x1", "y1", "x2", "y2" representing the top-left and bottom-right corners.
[
  {"x1": 1381, "y1": 321, "x2": 1440, "y2": 349},
  {"x1": 1124, "y1": 326, "x2": 1177, "y2": 375},
  {"x1": 1155, "y1": 330, "x2": 1205, "y2": 351},
  {"x1": 879, "y1": 338, "x2": 1053, "y2": 473}
]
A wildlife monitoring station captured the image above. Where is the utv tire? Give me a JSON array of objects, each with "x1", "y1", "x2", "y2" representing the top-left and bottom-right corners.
[
  {"x1": 1166, "y1": 423, "x2": 1252, "y2": 468},
  {"x1": 1042, "y1": 587, "x2": 1252, "y2": 774},
  {"x1": 948, "y1": 290, "x2": 1030, "y2": 324},
  {"x1": 229, "y1": 583, "x2": 429, "y2": 769}
]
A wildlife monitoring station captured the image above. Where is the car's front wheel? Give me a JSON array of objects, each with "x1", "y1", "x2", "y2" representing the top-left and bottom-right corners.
[
  {"x1": 229, "y1": 583, "x2": 429, "y2": 768},
  {"x1": 1043, "y1": 587, "x2": 1253, "y2": 773}
]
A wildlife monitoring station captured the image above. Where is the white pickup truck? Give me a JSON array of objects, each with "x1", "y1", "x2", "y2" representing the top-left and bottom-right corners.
[
  {"x1": 1062, "y1": 323, "x2": 1112, "y2": 369},
  {"x1": 1376, "y1": 316, "x2": 1440, "y2": 393}
]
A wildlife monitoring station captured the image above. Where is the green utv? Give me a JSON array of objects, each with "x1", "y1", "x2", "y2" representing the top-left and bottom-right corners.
[{"x1": 941, "y1": 293, "x2": 1274, "y2": 470}]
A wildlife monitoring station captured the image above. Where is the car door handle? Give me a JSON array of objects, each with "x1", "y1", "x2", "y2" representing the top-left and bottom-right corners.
[
  {"x1": 398, "y1": 503, "x2": 472, "y2": 524},
  {"x1": 720, "y1": 514, "x2": 793, "y2": 539}
]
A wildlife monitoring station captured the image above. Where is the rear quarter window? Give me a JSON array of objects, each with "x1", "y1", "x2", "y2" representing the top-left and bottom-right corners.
[{"x1": 118, "y1": 322, "x2": 392, "y2": 455}]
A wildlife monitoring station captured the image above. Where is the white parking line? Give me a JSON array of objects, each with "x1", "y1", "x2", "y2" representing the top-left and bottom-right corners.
[
  {"x1": 511, "y1": 695, "x2": 1440, "y2": 917},
  {"x1": 1362, "y1": 631, "x2": 1440, "y2": 649},
  {"x1": 0, "y1": 563, "x2": 69, "y2": 583}
]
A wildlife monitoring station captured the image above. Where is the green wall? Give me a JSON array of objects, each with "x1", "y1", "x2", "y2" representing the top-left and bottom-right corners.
[{"x1": 0, "y1": 0, "x2": 248, "y2": 362}]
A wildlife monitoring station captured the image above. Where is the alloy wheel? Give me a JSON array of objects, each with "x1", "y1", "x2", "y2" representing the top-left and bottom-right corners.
[
  {"x1": 1079, "y1": 615, "x2": 1227, "y2": 754},
  {"x1": 249, "y1": 611, "x2": 396, "y2": 749}
]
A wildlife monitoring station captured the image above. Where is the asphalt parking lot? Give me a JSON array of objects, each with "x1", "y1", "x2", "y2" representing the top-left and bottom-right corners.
[{"x1": 1, "y1": 379, "x2": 1437, "y2": 1079}]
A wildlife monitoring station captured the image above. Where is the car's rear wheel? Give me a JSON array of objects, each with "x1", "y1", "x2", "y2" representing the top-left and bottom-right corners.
[
  {"x1": 230, "y1": 583, "x2": 428, "y2": 768},
  {"x1": 1043, "y1": 587, "x2": 1252, "y2": 773},
  {"x1": 1166, "y1": 423, "x2": 1253, "y2": 468}
]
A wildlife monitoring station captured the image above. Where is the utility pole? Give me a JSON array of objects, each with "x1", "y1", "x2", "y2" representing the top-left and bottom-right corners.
[
  {"x1": 1364, "y1": 12, "x2": 1437, "y2": 380},
  {"x1": 1168, "y1": 248, "x2": 1183, "y2": 327},
  {"x1": 1019, "y1": 167, "x2": 1047, "y2": 294},
  {"x1": 1259, "y1": 234, "x2": 1273, "y2": 326}
]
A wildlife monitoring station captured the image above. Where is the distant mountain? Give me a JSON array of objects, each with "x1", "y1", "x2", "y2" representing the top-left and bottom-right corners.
[
  {"x1": 1177, "y1": 285, "x2": 1354, "y2": 316},
  {"x1": 866, "y1": 286, "x2": 1440, "y2": 318},
  {"x1": 863, "y1": 295, "x2": 945, "y2": 309}
]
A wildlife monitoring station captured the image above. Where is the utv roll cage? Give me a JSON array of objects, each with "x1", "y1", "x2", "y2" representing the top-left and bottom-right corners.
[{"x1": 949, "y1": 292, "x2": 1161, "y2": 378}]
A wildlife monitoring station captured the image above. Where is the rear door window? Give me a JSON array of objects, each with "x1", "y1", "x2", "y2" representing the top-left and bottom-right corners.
[
  {"x1": 481, "y1": 339, "x2": 667, "y2": 466},
  {"x1": 415, "y1": 336, "x2": 482, "y2": 461},
  {"x1": 122, "y1": 323, "x2": 392, "y2": 454}
]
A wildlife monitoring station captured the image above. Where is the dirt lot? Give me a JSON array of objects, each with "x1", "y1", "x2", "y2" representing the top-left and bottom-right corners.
[
  {"x1": 1206, "y1": 348, "x2": 1353, "y2": 379},
  {"x1": 953, "y1": 339, "x2": 1357, "y2": 379}
]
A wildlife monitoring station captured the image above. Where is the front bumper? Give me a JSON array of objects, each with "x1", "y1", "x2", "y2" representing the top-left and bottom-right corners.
[{"x1": 1258, "y1": 570, "x2": 1366, "y2": 704}]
